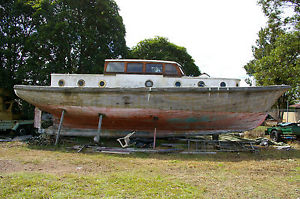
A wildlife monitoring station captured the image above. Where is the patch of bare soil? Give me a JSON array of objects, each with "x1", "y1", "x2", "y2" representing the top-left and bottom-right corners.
[
  {"x1": 0, "y1": 159, "x2": 24, "y2": 173},
  {"x1": 0, "y1": 157, "x2": 106, "y2": 174},
  {"x1": 0, "y1": 146, "x2": 118, "y2": 175}
]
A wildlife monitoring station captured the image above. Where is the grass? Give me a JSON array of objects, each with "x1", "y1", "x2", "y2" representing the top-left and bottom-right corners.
[
  {"x1": 0, "y1": 139, "x2": 300, "y2": 198},
  {"x1": 1, "y1": 172, "x2": 205, "y2": 198}
]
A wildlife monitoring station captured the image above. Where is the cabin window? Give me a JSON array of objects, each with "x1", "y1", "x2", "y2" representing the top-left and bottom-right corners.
[
  {"x1": 58, "y1": 79, "x2": 65, "y2": 87},
  {"x1": 198, "y1": 81, "x2": 205, "y2": 87},
  {"x1": 175, "y1": 81, "x2": 181, "y2": 87},
  {"x1": 127, "y1": 63, "x2": 143, "y2": 73},
  {"x1": 99, "y1": 80, "x2": 106, "y2": 87},
  {"x1": 165, "y1": 64, "x2": 178, "y2": 75},
  {"x1": 145, "y1": 80, "x2": 153, "y2": 87},
  {"x1": 220, "y1": 82, "x2": 226, "y2": 87},
  {"x1": 106, "y1": 62, "x2": 125, "y2": 73},
  {"x1": 146, "y1": 63, "x2": 163, "y2": 73},
  {"x1": 78, "y1": 79, "x2": 85, "y2": 87}
]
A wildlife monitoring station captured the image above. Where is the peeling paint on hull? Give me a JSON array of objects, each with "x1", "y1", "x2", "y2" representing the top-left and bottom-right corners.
[
  {"x1": 14, "y1": 85, "x2": 290, "y2": 136},
  {"x1": 38, "y1": 106, "x2": 267, "y2": 131}
]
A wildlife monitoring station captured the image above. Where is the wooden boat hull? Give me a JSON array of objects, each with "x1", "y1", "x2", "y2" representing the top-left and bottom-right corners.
[{"x1": 14, "y1": 85, "x2": 289, "y2": 137}]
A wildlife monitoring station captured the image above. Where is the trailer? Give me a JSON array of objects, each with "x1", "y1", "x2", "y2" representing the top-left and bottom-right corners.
[
  {"x1": 265, "y1": 123, "x2": 300, "y2": 142},
  {"x1": 0, "y1": 120, "x2": 34, "y2": 135}
]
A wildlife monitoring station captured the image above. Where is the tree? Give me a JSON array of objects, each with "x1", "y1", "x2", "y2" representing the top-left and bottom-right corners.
[
  {"x1": 244, "y1": 0, "x2": 300, "y2": 108},
  {"x1": 0, "y1": 0, "x2": 35, "y2": 90},
  {"x1": 0, "y1": 0, "x2": 128, "y2": 118},
  {"x1": 1, "y1": 0, "x2": 127, "y2": 87},
  {"x1": 21, "y1": 0, "x2": 128, "y2": 85},
  {"x1": 257, "y1": 0, "x2": 299, "y2": 30},
  {"x1": 129, "y1": 37, "x2": 201, "y2": 76}
]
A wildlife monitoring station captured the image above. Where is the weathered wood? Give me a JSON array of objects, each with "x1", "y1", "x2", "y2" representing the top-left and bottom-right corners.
[
  {"x1": 14, "y1": 85, "x2": 290, "y2": 136},
  {"x1": 34, "y1": 107, "x2": 42, "y2": 129}
]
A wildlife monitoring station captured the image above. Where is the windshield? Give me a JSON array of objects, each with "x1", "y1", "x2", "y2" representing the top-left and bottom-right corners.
[{"x1": 106, "y1": 62, "x2": 125, "y2": 73}]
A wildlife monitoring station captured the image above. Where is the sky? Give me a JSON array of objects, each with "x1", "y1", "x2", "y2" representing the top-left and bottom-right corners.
[{"x1": 114, "y1": 0, "x2": 267, "y2": 86}]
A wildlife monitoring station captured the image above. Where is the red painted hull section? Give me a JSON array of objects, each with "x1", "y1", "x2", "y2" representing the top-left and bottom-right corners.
[{"x1": 39, "y1": 105, "x2": 267, "y2": 133}]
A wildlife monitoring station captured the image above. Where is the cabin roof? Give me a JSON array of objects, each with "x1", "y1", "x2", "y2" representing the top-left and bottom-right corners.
[{"x1": 105, "y1": 59, "x2": 181, "y2": 66}]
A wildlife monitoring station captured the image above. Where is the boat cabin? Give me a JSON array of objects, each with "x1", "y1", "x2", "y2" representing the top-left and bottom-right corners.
[
  {"x1": 50, "y1": 59, "x2": 241, "y2": 88},
  {"x1": 104, "y1": 59, "x2": 184, "y2": 77}
]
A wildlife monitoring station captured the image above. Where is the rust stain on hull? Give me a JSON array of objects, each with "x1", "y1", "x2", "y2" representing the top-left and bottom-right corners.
[{"x1": 39, "y1": 105, "x2": 267, "y2": 133}]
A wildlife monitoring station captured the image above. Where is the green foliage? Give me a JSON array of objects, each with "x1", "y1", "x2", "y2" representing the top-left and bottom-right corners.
[
  {"x1": 258, "y1": 0, "x2": 300, "y2": 30},
  {"x1": 0, "y1": 0, "x2": 35, "y2": 90},
  {"x1": 0, "y1": 0, "x2": 127, "y2": 88},
  {"x1": 244, "y1": 0, "x2": 300, "y2": 107},
  {"x1": 24, "y1": 0, "x2": 128, "y2": 85},
  {"x1": 130, "y1": 37, "x2": 201, "y2": 76},
  {"x1": 0, "y1": 0, "x2": 128, "y2": 117},
  {"x1": 254, "y1": 32, "x2": 299, "y2": 86}
]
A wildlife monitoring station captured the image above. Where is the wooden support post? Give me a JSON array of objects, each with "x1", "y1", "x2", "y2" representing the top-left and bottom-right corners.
[
  {"x1": 94, "y1": 114, "x2": 103, "y2": 144},
  {"x1": 34, "y1": 107, "x2": 42, "y2": 130},
  {"x1": 55, "y1": 109, "x2": 65, "y2": 146},
  {"x1": 153, "y1": 128, "x2": 157, "y2": 149}
]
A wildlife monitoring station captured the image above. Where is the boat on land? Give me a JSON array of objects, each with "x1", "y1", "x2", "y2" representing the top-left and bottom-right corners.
[{"x1": 14, "y1": 59, "x2": 290, "y2": 137}]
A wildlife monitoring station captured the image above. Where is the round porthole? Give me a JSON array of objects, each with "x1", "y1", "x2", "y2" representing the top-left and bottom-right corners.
[
  {"x1": 77, "y1": 79, "x2": 85, "y2": 87},
  {"x1": 236, "y1": 83, "x2": 239, "y2": 87},
  {"x1": 58, "y1": 79, "x2": 65, "y2": 87},
  {"x1": 145, "y1": 80, "x2": 153, "y2": 87},
  {"x1": 175, "y1": 81, "x2": 181, "y2": 87},
  {"x1": 198, "y1": 81, "x2": 205, "y2": 87},
  {"x1": 99, "y1": 80, "x2": 106, "y2": 88},
  {"x1": 220, "y1": 82, "x2": 226, "y2": 87}
]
